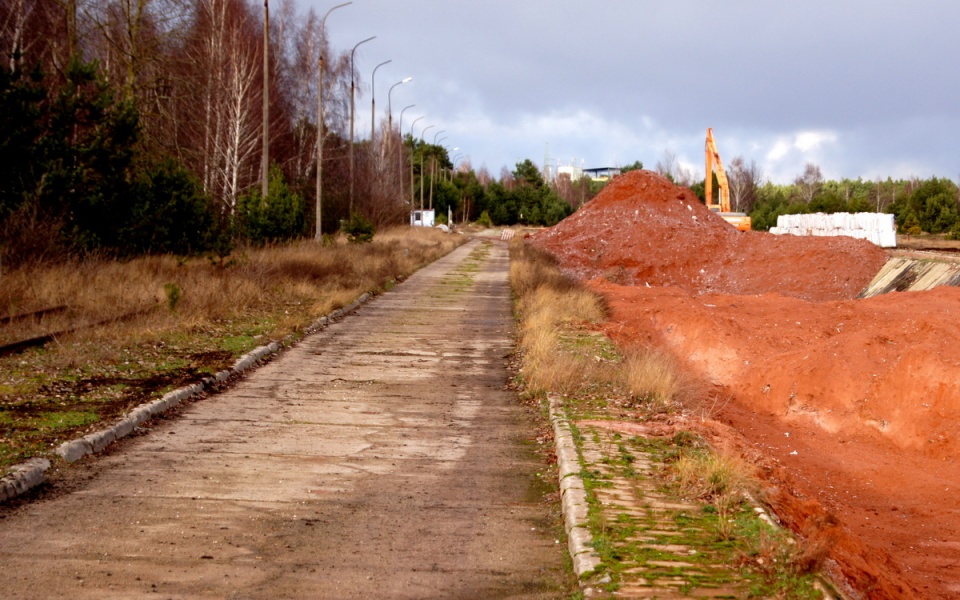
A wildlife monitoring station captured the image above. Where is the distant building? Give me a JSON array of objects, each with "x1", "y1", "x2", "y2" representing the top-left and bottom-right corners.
[
  {"x1": 555, "y1": 163, "x2": 622, "y2": 183},
  {"x1": 557, "y1": 164, "x2": 584, "y2": 181},
  {"x1": 583, "y1": 167, "x2": 621, "y2": 182},
  {"x1": 410, "y1": 209, "x2": 435, "y2": 227}
]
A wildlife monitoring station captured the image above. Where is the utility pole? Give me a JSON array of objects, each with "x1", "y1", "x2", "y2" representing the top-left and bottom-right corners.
[
  {"x1": 410, "y1": 117, "x2": 423, "y2": 210},
  {"x1": 316, "y1": 2, "x2": 352, "y2": 239},
  {"x1": 261, "y1": 0, "x2": 270, "y2": 198},
  {"x1": 350, "y1": 36, "x2": 375, "y2": 216},
  {"x1": 420, "y1": 125, "x2": 434, "y2": 213}
]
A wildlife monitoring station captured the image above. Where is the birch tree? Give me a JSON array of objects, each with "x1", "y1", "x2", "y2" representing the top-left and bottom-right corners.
[{"x1": 180, "y1": 0, "x2": 262, "y2": 213}]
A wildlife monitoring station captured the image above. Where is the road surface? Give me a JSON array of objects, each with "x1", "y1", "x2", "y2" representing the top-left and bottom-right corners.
[{"x1": 0, "y1": 238, "x2": 571, "y2": 599}]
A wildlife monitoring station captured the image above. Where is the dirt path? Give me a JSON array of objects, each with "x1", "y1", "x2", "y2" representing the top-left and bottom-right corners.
[{"x1": 0, "y1": 238, "x2": 572, "y2": 599}]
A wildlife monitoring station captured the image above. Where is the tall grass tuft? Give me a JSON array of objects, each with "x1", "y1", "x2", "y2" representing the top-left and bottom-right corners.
[
  {"x1": 621, "y1": 346, "x2": 693, "y2": 409},
  {"x1": 675, "y1": 446, "x2": 758, "y2": 540}
]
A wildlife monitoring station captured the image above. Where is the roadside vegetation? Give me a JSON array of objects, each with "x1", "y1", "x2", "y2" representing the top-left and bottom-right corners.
[
  {"x1": 509, "y1": 239, "x2": 831, "y2": 598},
  {"x1": 0, "y1": 228, "x2": 464, "y2": 471}
]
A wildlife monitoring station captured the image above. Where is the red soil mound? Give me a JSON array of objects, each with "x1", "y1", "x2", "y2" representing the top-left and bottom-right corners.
[
  {"x1": 532, "y1": 170, "x2": 887, "y2": 302},
  {"x1": 530, "y1": 170, "x2": 960, "y2": 598}
]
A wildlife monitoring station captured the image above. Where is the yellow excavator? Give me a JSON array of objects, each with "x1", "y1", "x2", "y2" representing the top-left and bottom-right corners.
[{"x1": 705, "y1": 128, "x2": 751, "y2": 231}]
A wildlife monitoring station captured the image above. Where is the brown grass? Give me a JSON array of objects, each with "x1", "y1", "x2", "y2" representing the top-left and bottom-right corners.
[
  {"x1": 510, "y1": 241, "x2": 610, "y2": 396},
  {"x1": 675, "y1": 447, "x2": 757, "y2": 501},
  {"x1": 1, "y1": 228, "x2": 460, "y2": 344},
  {"x1": 510, "y1": 239, "x2": 697, "y2": 410},
  {"x1": 0, "y1": 227, "x2": 464, "y2": 470},
  {"x1": 620, "y1": 346, "x2": 696, "y2": 409}
]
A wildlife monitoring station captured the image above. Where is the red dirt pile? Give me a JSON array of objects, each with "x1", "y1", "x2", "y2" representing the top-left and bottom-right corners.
[
  {"x1": 529, "y1": 170, "x2": 960, "y2": 599},
  {"x1": 532, "y1": 170, "x2": 887, "y2": 301}
]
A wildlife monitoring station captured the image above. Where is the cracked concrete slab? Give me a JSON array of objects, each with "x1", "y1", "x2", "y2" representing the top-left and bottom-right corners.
[{"x1": 0, "y1": 238, "x2": 571, "y2": 599}]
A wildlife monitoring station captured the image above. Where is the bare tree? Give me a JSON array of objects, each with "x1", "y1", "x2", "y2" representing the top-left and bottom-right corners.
[
  {"x1": 499, "y1": 166, "x2": 514, "y2": 190},
  {"x1": 476, "y1": 165, "x2": 491, "y2": 188},
  {"x1": 1, "y1": 0, "x2": 77, "y2": 74},
  {"x1": 728, "y1": 156, "x2": 763, "y2": 213},
  {"x1": 673, "y1": 164, "x2": 695, "y2": 188},
  {"x1": 1, "y1": 0, "x2": 32, "y2": 70},
  {"x1": 655, "y1": 148, "x2": 677, "y2": 180},
  {"x1": 276, "y1": 2, "x2": 319, "y2": 182},
  {"x1": 176, "y1": 0, "x2": 263, "y2": 212},
  {"x1": 795, "y1": 162, "x2": 823, "y2": 204}
]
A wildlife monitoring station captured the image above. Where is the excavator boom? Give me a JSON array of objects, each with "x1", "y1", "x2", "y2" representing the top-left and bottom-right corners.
[
  {"x1": 704, "y1": 128, "x2": 751, "y2": 231},
  {"x1": 705, "y1": 128, "x2": 731, "y2": 212}
]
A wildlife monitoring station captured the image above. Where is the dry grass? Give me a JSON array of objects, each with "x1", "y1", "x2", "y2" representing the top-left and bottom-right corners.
[
  {"x1": 675, "y1": 447, "x2": 757, "y2": 501},
  {"x1": 0, "y1": 227, "x2": 464, "y2": 470},
  {"x1": 620, "y1": 346, "x2": 695, "y2": 409},
  {"x1": 510, "y1": 241, "x2": 610, "y2": 396},
  {"x1": 675, "y1": 446, "x2": 759, "y2": 540},
  {"x1": 1, "y1": 228, "x2": 460, "y2": 344},
  {"x1": 510, "y1": 239, "x2": 695, "y2": 410}
]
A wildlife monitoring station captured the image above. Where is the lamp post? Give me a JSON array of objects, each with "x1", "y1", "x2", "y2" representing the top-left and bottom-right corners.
[
  {"x1": 349, "y1": 35, "x2": 375, "y2": 215},
  {"x1": 409, "y1": 116, "x2": 423, "y2": 208},
  {"x1": 452, "y1": 151, "x2": 462, "y2": 182},
  {"x1": 316, "y1": 1, "x2": 351, "y2": 239},
  {"x1": 370, "y1": 59, "x2": 391, "y2": 143},
  {"x1": 420, "y1": 124, "x2": 434, "y2": 212},
  {"x1": 429, "y1": 131, "x2": 445, "y2": 210},
  {"x1": 387, "y1": 77, "x2": 412, "y2": 133},
  {"x1": 261, "y1": 0, "x2": 270, "y2": 198},
  {"x1": 398, "y1": 104, "x2": 415, "y2": 204}
]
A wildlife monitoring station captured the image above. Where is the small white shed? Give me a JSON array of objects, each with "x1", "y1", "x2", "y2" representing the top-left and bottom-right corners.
[{"x1": 410, "y1": 209, "x2": 435, "y2": 227}]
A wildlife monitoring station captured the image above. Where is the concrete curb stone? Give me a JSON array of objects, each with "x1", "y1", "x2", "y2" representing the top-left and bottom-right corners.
[
  {"x1": 0, "y1": 458, "x2": 51, "y2": 502},
  {"x1": 548, "y1": 393, "x2": 603, "y2": 588},
  {"x1": 2, "y1": 292, "x2": 376, "y2": 501}
]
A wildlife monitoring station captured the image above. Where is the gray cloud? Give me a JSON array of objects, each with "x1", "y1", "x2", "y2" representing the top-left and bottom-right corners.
[{"x1": 308, "y1": 0, "x2": 960, "y2": 183}]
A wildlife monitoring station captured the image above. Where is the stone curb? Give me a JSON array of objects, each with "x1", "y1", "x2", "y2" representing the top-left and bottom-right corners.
[
  {"x1": 1, "y1": 292, "x2": 375, "y2": 502},
  {"x1": 548, "y1": 393, "x2": 603, "y2": 583},
  {"x1": 0, "y1": 458, "x2": 51, "y2": 502}
]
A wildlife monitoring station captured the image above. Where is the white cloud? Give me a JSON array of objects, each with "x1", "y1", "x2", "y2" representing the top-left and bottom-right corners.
[
  {"x1": 766, "y1": 139, "x2": 792, "y2": 162},
  {"x1": 795, "y1": 130, "x2": 838, "y2": 152}
]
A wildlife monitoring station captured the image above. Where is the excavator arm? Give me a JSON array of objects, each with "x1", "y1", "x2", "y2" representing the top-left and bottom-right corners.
[
  {"x1": 704, "y1": 127, "x2": 731, "y2": 213},
  {"x1": 704, "y1": 128, "x2": 751, "y2": 231}
]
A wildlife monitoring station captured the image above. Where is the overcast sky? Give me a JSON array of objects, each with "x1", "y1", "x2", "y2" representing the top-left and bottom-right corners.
[{"x1": 298, "y1": 0, "x2": 960, "y2": 185}]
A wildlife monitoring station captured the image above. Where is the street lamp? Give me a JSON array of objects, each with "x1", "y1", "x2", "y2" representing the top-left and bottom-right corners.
[
  {"x1": 452, "y1": 151, "x2": 462, "y2": 182},
  {"x1": 420, "y1": 124, "x2": 434, "y2": 212},
  {"x1": 398, "y1": 105, "x2": 416, "y2": 147},
  {"x1": 349, "y1": 35, "x2": 375, "y2": 215},
  {"x1": 387, "y1": 77, "x2": 412, "y2": 133},
  {"x1": 316, "y1": 1, "x2": 351, "y2": 239},
  {"x1": 429, "y1": 131, "x2": 445, "y2": 211},
  {"x1": 398, "y1": 104, "x2": 415, "y2": 204},
  {"x1": 370, "y1": 59, "x2": 391, "y2": 143},
  {"x1": 410, "y1": 116, "x2": 423, "y2": 207}
]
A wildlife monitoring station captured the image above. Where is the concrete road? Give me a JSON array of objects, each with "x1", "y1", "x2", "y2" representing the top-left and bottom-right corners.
[{"x1": 0, "y1": 239, "x2": 571, "y2": 599}]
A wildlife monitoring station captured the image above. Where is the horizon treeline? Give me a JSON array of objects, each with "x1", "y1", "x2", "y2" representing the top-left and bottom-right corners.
[{"x1": 659, "y1": 159, "x2": 960, "y2": 236}]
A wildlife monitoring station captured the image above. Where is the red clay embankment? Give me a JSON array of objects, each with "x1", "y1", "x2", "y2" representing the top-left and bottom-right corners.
[{"x1": 530, "y1": 170, "x2": 960, "y2": 599}]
